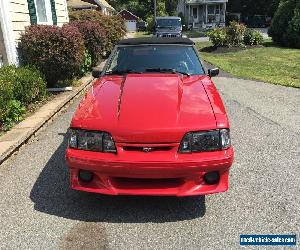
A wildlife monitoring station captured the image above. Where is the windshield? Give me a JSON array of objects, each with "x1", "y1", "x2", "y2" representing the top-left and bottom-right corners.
[
  {"x1": 156, "y1": 19, "x2": 181, "y2": 28},
  {"x1": 105, "y1": 45, "x2": 205, "y2": 76}
]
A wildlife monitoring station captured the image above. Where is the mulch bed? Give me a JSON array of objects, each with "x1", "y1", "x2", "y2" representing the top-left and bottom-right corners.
[{"x1": 200, "y1": 45, "x2": 264, "y2": 54}]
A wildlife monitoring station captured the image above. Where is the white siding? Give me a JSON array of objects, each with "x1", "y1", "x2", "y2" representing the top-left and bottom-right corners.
[
  {"x1": 8, "y1": 0, "x2": 69, "y2": 41},
  {"x1": 55, "y1": 0, "x2": 69, "y2": 26},
  {"x1": 9, "y1": 0, "x2": 30, "y2": 41},
  {"x1": 0, "y1": 23, "x2": 8, "y2": 65},
  {"x1": 177, "y1": 0, "x2": 185, "y2": 15}
]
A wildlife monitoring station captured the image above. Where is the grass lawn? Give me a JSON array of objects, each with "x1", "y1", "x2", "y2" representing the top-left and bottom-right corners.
[
  {"x1": 134, "y1": 31, "x2": 152, "y2": 38},
  {"x1": 196, "y1": 41, "x2": 300, "y2": 88},
  {"x1": 183, "y1": 30, "x2": 207, "y2": 38}
]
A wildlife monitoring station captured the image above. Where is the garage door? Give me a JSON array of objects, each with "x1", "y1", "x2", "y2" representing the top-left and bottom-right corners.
[{"x1": 126, "y1": 20, "x2": 137, "y2": 32}]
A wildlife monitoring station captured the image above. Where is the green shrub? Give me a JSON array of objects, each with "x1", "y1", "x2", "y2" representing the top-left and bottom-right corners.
[
  {"x1": 226, "y1": 21, "x2": 246, "y2": 47},
  {"x1": 0, "y1": 77, "x2": 14, "y2": 124},
  {"x1": 19, "y1": 24, "x2": 85, "y2": 87},
  {"x1": 208, "y1": 22, "x2": 263, "y2": 47},
  {"x1": 207, "y1": 28, "x2": 227, "y2": 47},
  {"x1": 70, "y1": 20, "x2": 107, "y2": 66},
  {"x1": 80, "y1": 49, "x2": 93, "y2": 75},
  {"x1": 3, "y1": 100, "x2": 26, "y2": 130},
  {"x1": 146, "y1": 16, "x2": 155, "y2": 33},
  {"x1": 269, "y1": 0, "x2": 299, "y2": 48},
  {"x1": 13, "y1": 65, "x2": 46, "y2": 105},
  {"x1": 69, "y1": 10, "x2": 126, "y2": 54},
  {"x1": 286, "y1": 0, "x2": 300, "y2": 48},
  {"x1": 226, "y1": 13, "x2": 240, "y2": 26},
  {"x1": 244, "y1": 29, "x2": 264, "y2": 45},
  {"x1": 0, "y1": 65, "x2": 46, "y2": 129},
  {"x1": 178, "y1": 12, "x2": 188, "y2": 31}
]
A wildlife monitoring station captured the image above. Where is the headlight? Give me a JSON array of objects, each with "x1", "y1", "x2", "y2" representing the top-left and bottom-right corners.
[
  {"x1": 179, "y1": 129, "x2": 231, "y2": 153},
  {"x1": 69, "y1": 129, "x2": 117, "y2": 153}
]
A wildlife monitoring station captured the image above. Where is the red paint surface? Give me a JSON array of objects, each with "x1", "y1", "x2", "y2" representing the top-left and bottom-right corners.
[{"x1": 66, "y1": 74, "x2": 234, "y2": 196}]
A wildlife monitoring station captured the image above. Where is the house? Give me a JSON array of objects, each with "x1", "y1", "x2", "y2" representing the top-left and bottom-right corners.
[
  {"x1": 0, "y1": 0, "x2": 69, "y2": 66},
  {"x1": 67, "y1": 0, "x2": 98, "y2": 11},
  {"x1": 177, "y1": 0, "x2": 228, "y2": 29},
  {"x1": 67, "y1": 0, "x2": 115, "y2": 16},
  {"x1": 118, "y1": 10, "x2": 139, "y2": 32}
]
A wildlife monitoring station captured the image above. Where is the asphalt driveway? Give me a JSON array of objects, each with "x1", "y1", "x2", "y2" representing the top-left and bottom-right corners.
[{"x1": 0, "y1": 76, "x2": 299, "y2": 250}]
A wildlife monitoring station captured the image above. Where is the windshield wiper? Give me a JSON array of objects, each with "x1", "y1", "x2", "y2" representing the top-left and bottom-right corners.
[
  {"x1": 105, "y1": 69, "x2": 142, "y2": 75},
  {"x1": 145, "y1": 68, "x2": 190, "y2": 76}
]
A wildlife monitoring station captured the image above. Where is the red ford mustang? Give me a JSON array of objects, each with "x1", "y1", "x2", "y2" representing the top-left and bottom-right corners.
[{"x1": 66, "y1": 38, "x2": 234, "y2": 196}]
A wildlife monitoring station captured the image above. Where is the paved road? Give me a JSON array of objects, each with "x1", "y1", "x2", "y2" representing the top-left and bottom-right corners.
[{"x1": 0, "y1": 77, "x2": 299, "y2": 250}]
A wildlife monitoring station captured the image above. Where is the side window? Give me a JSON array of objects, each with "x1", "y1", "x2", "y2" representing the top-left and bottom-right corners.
[
  {"x1": 108, "y1": 49, "x2": 120, "y2": 71},
  {"x1": 34, "y1": 0, "x2": 53, "y2": 24}
]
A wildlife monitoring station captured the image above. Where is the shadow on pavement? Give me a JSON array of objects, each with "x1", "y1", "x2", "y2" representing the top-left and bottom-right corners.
[{"x1": 30, "y1": 133, "x2": 206, "y2": 223}]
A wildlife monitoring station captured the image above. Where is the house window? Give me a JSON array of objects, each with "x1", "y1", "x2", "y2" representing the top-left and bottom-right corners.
[
  {"x1": 193, "y1": 7, "x2": 198, "y2": 19},
  {"x1": 207, "y1": 5, "x2": 216, "y2": 23},
  {"x1": 34, "y1": 0, "x2": 53, "y2": 24},
  {"x1": 215, "y1": 4, "x2": 220, "y2": 15},
  {"x1": 207, "y1": 5, "x2": 215, "y2": 15}
]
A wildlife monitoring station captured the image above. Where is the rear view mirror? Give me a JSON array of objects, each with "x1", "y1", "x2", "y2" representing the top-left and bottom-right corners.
[
  {"x1": 92, "y1": 67, "x2": 102, "y2": 78},
  {"x1": 208, "y1": 68, "x2": 219, "y2": 78}
]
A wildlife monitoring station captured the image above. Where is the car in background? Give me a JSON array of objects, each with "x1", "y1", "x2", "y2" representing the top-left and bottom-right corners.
[
  {"x1": 66, "y1": 37, "x2": 234, "y2": 197},
  {"x1": 155, "y1": 16, "x2": 183, "y2": 37},
  {"x1": 243, "y1": 15, "x2": 271, "y2": 28}
]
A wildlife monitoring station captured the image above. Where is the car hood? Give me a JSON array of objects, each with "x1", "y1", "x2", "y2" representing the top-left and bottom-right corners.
[{"x1": 71, "y1": 74, "x2": 217, "y2": 143}]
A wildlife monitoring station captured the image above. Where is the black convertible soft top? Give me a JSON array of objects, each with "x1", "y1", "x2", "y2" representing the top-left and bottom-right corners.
[{"x1": 118, "y1": 37, "x2": 195, "y2": 46}]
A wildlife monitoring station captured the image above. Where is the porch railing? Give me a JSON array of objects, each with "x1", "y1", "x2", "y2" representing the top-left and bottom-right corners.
[{"x1": 186, "y1": 0, "x2": 228, "y2": 3}]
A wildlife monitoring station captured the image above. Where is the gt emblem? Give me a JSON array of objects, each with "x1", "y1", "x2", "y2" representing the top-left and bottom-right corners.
[{"x1": 142, "y1": 147, "x2": 154, "y2": 153}]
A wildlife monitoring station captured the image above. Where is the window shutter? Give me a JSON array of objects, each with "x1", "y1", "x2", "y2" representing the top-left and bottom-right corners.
[
  {"x1": 50, "y1": 0, "x2": 58, "y2": 25},
  {"x1": 27, "y1": 0, "x2": 37, "y2": 24}
]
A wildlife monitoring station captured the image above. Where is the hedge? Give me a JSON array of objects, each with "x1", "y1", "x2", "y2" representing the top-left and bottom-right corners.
[
  {"x1": 69, "y1": 10, "x2": 127, "y2": 54},
  {"x1": 70, "y1": 20, "x2": 107, "y2": 67},
  {"x1": 244, "y1": 29, "x2": 264, "y2": 46},
  {"x1": 0, "y1": 65, "x2": 46, "y2": 130},
  {"x1": 269, "y1": 0, "x2": 300, "y2": 48},
  {"x1": 19, "y1": 24, "x2": 85, "y2": 87},
  {"x1": 208, "y1": 21, "x2": 264, "y2": 47}
]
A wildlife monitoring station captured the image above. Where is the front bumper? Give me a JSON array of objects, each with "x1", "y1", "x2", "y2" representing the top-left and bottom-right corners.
[
  {"x1": 156, "y1": 33, "x2": 182, "y2": 38},
  {"x1": 66, "y1": 144, "x2": 234, "y2": 197}
]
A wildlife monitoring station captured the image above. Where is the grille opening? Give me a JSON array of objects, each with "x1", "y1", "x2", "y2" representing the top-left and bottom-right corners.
[
  {"x1": 162, "y1": 34, "x2": 179, "y2": 38},
  {"x1": 123, "y1": 146, "x2": 173, "y2": 152},
  {"x1": 111, "y1": 177, "x2": 183, "y2": 190}
]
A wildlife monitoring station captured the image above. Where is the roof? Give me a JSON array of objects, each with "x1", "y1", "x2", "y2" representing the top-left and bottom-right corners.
[
  {"x1": 94, "y1": 0, "x2": 114, "y2": 10},
  {"x1": 79, "y1": 0, "x2": 115, "y2": 10},
  {"x1": 156, "y1": 16, "x2": 181, "y2": 20},
  {"x1": 67, "y1": 0, "x2": 98, "y2": 9},
  {"x1": 118, "y1": 37, "x2": 195, "y2": 45},
  {"x1": 118, "y1": 10, "x2": 139, "y2": 21}
]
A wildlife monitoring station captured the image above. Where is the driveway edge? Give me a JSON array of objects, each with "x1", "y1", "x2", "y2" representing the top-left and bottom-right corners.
[{"x1": 0, "y1": 74, "x2": 95, "y2": 165}]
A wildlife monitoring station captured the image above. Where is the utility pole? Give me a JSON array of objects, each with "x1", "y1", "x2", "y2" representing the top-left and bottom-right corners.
[{"x1": 154, "y1": 0, "x2": 157, "y2": 20}]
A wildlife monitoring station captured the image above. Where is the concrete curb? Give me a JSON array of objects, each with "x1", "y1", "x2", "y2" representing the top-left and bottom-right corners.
[{"x1": 0, "y1": 74, "x2": 95, "y2": 165}]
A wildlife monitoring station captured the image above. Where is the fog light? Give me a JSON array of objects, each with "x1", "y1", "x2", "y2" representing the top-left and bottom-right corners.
[
  {"x1": 204, "y1": 171, "x2": 220, "y2": 185},
  {"x1": 79, "y1": 170, "x2": 93, "y2": 182}
]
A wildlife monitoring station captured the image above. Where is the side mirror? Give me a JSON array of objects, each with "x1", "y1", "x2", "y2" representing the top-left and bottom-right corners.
[
  {"x1": 92, "y1": 67, "x2": 102, "y2": 78},
  {"x1": 208, "y1": 68, "x2": 219, "y2": 77}
]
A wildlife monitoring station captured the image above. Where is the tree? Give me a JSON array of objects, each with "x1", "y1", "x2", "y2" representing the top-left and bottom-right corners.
[
  {"x1": 165, "y1": 0, "x2": 178, "y2": 16},
  {"x1": 286, "y1": 0, "x2": 300, "y2": 48},
  {"x1": 227, "y1": 0, "x2": 280, "y2": 17},
  {"x1": 109, "y1": 0, "x2": 166, "y2": 20},
  {"x1": 268, "y1": 0, "x2": 300, "y2": 48}
]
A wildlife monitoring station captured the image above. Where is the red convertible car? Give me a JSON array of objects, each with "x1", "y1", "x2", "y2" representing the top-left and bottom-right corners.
[{"x1": 66, "y1": 38, "x2": 234, "y2": 196}]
